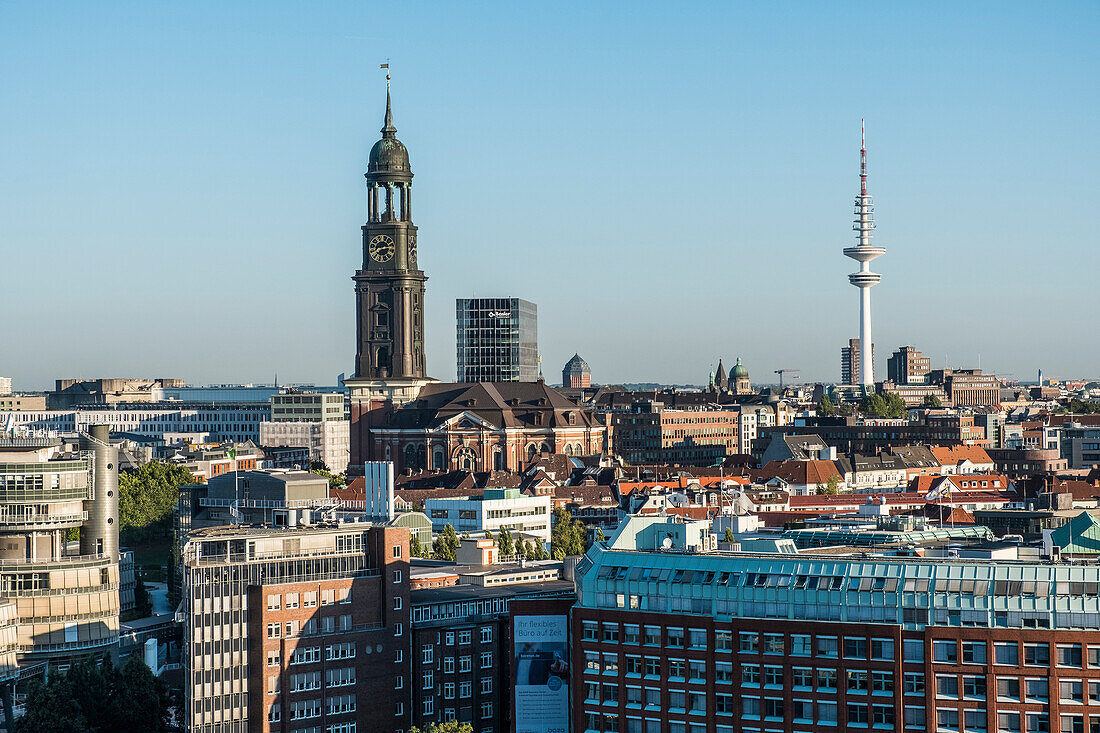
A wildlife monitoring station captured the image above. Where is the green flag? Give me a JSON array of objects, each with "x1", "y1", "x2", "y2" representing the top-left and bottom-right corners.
[{"x1": 227, "y1": 447, "x2": 237, "y2": 461}]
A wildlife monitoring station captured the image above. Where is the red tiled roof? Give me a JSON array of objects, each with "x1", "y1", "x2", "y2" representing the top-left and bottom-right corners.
[
  {"x1": 751, "y1": 460, "x2": 840, "y2": 486},
  {"x1": 617, "y1": 475, "x2": 748, "y2": 496},
  {"x1": 908, "y1": 474, "x2": 1008, "y2": 496},
  {"x1": 787, "y1": 489, "x2": 1014, "y2": 511},
  {"x1": 929, "y1": 445, "x2": 994, "y2": 466}
]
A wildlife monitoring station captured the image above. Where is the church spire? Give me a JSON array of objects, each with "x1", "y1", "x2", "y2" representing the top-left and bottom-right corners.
[{"x1": 382, "y1": 87, "x2": 396, "y2": 136}]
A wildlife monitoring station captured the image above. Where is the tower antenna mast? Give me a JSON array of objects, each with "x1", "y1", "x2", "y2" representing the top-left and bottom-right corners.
[{"x1": 844, "y1": 119, "x2": 885, "y2": 390}]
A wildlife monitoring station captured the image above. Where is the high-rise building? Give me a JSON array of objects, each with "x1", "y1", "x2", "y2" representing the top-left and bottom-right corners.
[
  {"x1": 180, "y1": 522, "x2": 410, "y2": 733},
  {"x1": 844, "y1": 121, "x2": 885, "y2": 388},
  {"x1": 456, "y1": 298, "x2": 539, "y2": 383},
  {"x1": 841, "y1": 338, "x2": 873, "y2": 386},
  {"x1": 887, "y1": 346, "x2": 930, "y2": 385},
  {"x1": 563, "y1": 353, "x2": 591, "y2": 388},
  {"x1": 0, "y1": 426, "x2": 121, "y2": 673}
]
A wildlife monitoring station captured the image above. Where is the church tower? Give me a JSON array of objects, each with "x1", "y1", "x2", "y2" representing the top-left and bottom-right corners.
[
  {"x1": 353, "y1": 87, "x2": 426, "y2": 379},
  {"x1": 346, "y1": 81, "x2": 435, "y2": 474}
]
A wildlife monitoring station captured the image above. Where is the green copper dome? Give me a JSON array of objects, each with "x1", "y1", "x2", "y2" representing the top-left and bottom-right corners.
[
  {"x1": 730, "y1": 357, "x2": 749, "y2": 379},
  {"x1": 368, "y1": 89, "x2": 411, "y2": 176}
]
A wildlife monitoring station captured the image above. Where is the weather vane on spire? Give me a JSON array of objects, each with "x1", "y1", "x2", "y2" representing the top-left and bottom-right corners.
[{"x1": 381, "y1": 60, "x2": 390, "y2": 88}]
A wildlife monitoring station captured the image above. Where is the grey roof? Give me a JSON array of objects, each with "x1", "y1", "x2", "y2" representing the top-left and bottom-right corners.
[{"x1": 383, "y1": 381, "x2": 599, "y2": 430}]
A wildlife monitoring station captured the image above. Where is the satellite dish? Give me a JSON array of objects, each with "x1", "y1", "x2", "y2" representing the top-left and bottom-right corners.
[{"x1": 661, "y1": 537, "x2": 673, "y2": 550}]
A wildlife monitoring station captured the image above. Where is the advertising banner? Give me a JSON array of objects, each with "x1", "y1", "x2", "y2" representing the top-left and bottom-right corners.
[{"x1": 513, "y1": 614, "x2": 569, "y2": 733}]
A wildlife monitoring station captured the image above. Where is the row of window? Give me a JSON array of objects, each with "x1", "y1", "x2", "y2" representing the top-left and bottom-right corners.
[{"x1": 265, "y1": 615, "x2": 354, "y2": 638}]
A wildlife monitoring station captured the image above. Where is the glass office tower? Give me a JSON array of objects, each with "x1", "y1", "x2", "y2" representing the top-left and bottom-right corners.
[{"x1": 456, "y1": 298, "x2": 538, "y2": 382}]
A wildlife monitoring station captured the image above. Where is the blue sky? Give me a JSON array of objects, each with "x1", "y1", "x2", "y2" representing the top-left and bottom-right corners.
[{"x1": 2, "y1": 1, "x2": 1097, "y2": 389}]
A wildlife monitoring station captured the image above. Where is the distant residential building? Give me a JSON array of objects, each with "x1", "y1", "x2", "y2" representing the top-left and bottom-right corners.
[
  {"x1": 928, "y1": 368, "x2": 1001, "y2": 407},
  {"x1": 2, "y1": 405, "x2": 269, "y2": 444},
  {"x1": 0, "y1": 378, "x2": 10, "y2": 396},
  {"x1": 880, "y1": 380, "x2": 949, "y2": 407},
  {"x1": 840, "y1": 338, "x2": 873, "y2": 385},
  {"x1": 987, "y1": 447, "x2": 1068, "y2": 477},
  {"x1": 0, "y1": 393, "x2": 47, "y2": 411},
  {"x1": 456, "y1": 297, "x2": 538, "y2": 382},
  {"x1": 270, "y1": 390, "x2": 346, "y2": 422},
  {"x1": 1062, "y1": 423, "x2": 1100, "y2": 469},
  {"x1": 424, "y1": 488, "x2": 552, "y2": 543},
  {"x1": 886, "y1": 345, "x2": 930, "y2": 385},
  {"x1": 49, "y1": 377, "x2": 185, "y2": 407},
  {"x1": 756, "y1": 414, "x2": 986, "y2": 457},
  {"x1": 167, "y1": 442, "x2": 263, "y2": 481},
  {"x1": 259, "y1": 420, "x2": 350, "y2": 474},
  {"x1": 562, "y1": 353, "x2": 591, "y2": 388},
  {"x1": 610, "y1": 401, "x2": 740, "y2": 466}
]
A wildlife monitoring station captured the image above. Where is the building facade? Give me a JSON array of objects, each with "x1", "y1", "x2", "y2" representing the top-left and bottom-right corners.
[
  {"x1": 424, "y1": 489, "x2": 552, "y2": 543},
  {"x1": 456, "y1": 298, "x2": 539, "y2": 383},
  {"x1": 841, "y1": 338, "x2": 874, "y2": 386},
  {"x1": 611, "y1": 404, "x2": 740, "y2": 466},
  {"x1": 259, "y1": 420, "x2": 350, "y2": 474},
  {"x1": 2, "y1": 405, "x2": 270, "y2": 444},
  {"x1": 180, "y1": 523, "x2": 410, "y2": 733},
  {"x1": 0, "y1": 428, "x2": 121, "y2": 671},
  {"x1": 573, "y1": 515, "x2": 1100, "y2": 733},
  {"x1": 563, "y1": 354, "x2": 592, "y2": 389},
  {"x1": 270, "y1": 392, "x2": 346, "y2": 423},
  {"x1": 887, "y1": 346, "x2": 931, "y2": 385}
]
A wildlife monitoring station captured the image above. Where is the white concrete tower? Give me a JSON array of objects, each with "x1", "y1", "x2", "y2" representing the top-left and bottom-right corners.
[{"x1": 844, "y1": 120, "x2": 884, "y2": 388}]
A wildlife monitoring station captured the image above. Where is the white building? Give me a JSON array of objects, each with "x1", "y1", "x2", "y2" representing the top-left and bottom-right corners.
[
  {"x1": 424, "y1": 488, "x2": 552, "y2": 543},
  {"x1": 258, "y1": 420, "x2": 350, "y2": 474},
  {"x1": 0, "y1": 378, "x2": 11, "y2": 396},
  {"x1": 0, "y1": 406, "x2": 269, "y2": 443}
]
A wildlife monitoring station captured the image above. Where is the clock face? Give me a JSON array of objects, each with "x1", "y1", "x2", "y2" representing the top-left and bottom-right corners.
[
  {"x1": 369, "y1": 235, "x2": 395, "y2": 263},
  {"x1": 408, "y1": 232, "x2": 417, "y2": 260}
]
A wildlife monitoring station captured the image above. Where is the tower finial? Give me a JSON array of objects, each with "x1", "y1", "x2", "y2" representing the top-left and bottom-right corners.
[
  {"x1": 860, "y1": 118, "x2": 867, "y2": 197},
  {"x1": 380, "y1": 62, "x2": 395, "y2": 135}
]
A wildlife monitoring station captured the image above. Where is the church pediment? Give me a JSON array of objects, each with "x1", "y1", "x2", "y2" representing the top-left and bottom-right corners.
[{"x1": 441, "y1": 411, "x2": 499, "y2": 431}]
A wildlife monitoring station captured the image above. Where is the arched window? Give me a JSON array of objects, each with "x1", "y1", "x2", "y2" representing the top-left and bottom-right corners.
[
  {"x1": 431, "y1": 446, "x2": 445, "y2": 471},
  {"x1": 526, "y1": 444, "x2": 537, "y2": 462},
  {"x1": 455, "y1": 447, "x2": 477, "y2": 471},
  {"x1": 492, "y1": 447, "x2": 504, "y2": 471},
  {"x1": 539, "y1": 442, "x2": 552, "y2": 457},
  {"x1": 404, "y1": 444, "x2": 419, "y2": 470},
  {"x1": 384, "y1": 444, "x2": 392, "y2": 461},
  {"x1": 564, "y1": 444, "x2": 574, "y2": 457}
]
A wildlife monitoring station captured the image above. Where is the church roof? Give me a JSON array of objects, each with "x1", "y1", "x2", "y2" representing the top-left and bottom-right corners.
[
  {"x1": 731, "y1": 357, "x2": 749, "y2": 379},
  {"x1": 380, "y1": 381, "x2": 601, "y2": 431},
  {"x1": 368, "y1": 88, "x2": 411, "y2": 177}
]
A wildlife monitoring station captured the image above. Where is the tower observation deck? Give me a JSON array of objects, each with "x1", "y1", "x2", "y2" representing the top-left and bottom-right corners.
[{"x1": 844, "y1": 120, "x2": 884, "y2": 388}]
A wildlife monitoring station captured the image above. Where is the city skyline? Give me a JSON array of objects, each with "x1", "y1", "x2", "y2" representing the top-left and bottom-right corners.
[{"x1": 2, "y1": 2, "x2": 1098, "y2": 390}]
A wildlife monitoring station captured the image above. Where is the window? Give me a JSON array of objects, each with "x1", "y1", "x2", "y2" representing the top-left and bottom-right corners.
[
  {"x1": 267, "y1": 594, "x2": 281, "y2": 611},
  {"x1": 964, "y1": 710, "x2": 987, "y2": 732},
  {"x1": 644, "y1": 687, "x2": 660, "y2": 709},
  {"x1": 393, "y1": 544, "x2": 402, "y2": 558},
  {"x1": 848, "y1": 670, "x2": 869, "y2": 693},
  {"x1": 871, "y1": 638, "x2": 895, "y2": 660},
  {"x1": 688, "y1": 628, "x2": 707, "y2": 649},
  {"x1": 904, "y1": 672, "x2": 925, "y2": 695},
  {"x1": 303, "y1": 590, "x2": 317, "y2": 607},
  {"x1": 459, "y1": 680, "x2": 472, "y2": 698},
  {"x1": 742, "y1": 696, "x2": 760, "y2": 718},
  {"x1": 422, "y1": 671, "x2": 434, "y2": 690},
  {"x1": 688, "y1": 660, "x2": 706, "y2": 682},
  {"x1": 995, "y1": 643, "x2": 1018, "y2": 665},
  {"x1": 715, "y1": 661, "x2": 733, "y2": 683},
  {"x1": 624, "y1": 624, "x2": 640, "y2": 644},
  {"x1": 903, "y1": 639, "x2": 924, "y2": 663},
  {"x1": 963, "y1": 675, "x2": 987, "y2": 699},
  {"x1": 845, "y1": 637, "x2": 868, "y2": 659},
  {"x1": 819, "y1": 701, "x2": 838, "y2": 724},
  {"x1": 393, "y1": 569, "x2": 402, "y2": 583},
  {"x1": 791, "y1": 634, "x2": 811, "y2": 656},
  {"x1": 268, "y1": 703, "x2": 281, "y2": 722},
  {"x1": 644, "y1": 626, "x2": 661, "y2": 645},
  {"x1": 603, "y1": 654, "x2": 618, "y2": 674},
  {"x1": 962, "y1": 641, "x2": 987, "y2": 664},
  {"x1": 603, "y1": 684, "x2": 619, "y2": 705},
  {"x1": 1025, "y1": 644, "x2": 1050, "y2": 666},
  {"x1": 444, "y1": 682, "x2": 455, "y2": 700},
  {"x1": 459, "y1": 656, "x2": 472, "y2": 673},
  {"x1": 848, "y1": 702, "x2": 869, "y2": 725},
  {"x1": 443, "y1": 657, "x2": 454, "y2": 673},
  {"x1": 764, "y1": 697, "x2": 783, "y2": 720},
  {"x1": 715, "y1": 630, "x2": 733, "y2": 651},
  {"x1": 668, "y1": 690, "x2": 686, "y2": 711},
  {"x1": 741, "y1": 631, "x2": 759, "y2": 653},
  {"x1": 1060, "y1": 645, "x2": 1084, "y2": 668},
  {"x1": 793, "y1": 699, "x2": 813, "y2": 722},
  {"x1": 625, "y1": 686, "x2": 642, "y2": 707},
  {"x1": 817, "y1": 636, "x2": 838, "y2": 657},
  {"x1": 626, "y1": 655, "x2": 642, "y2": 675},
  {"x1": 644, "y1": 657, "x2": 660, "y2": 677},
  {"x1": 267, "y1": 650, "x2": 280, "y2": 667},
  {"x1": 267, "y1": 623, "x2": 281, "y2": 639},
  {"x1": 794, "y1": 667, "x2": 813, "y2": 688},
  {"x1": 997, "y1": 712, "x2": 1022, "y2": 733},
  {"x1": 716, "y1": 692, "x2": 734, "y2": 715},
  {"x1": 668, "y1": 659, "x2": 685, "y2": 679},
  {"x1": 1026, "y1": 678, "x2": 1049, "y2": 702},
  {"x1": 742, "y1": 664, "x2": 760, "y2": 685},
  {"x1": 1061, "y1": 680, "x2": 1084, "y2": 703},
  {"x1": 1025, "y1": 714, "x2": 1049, "y2": 733},
  {"x1": 459, "y1": 630, "x2": 472, "y2": 645},
  {"x1": 764, "y1": 665, "x2": 782, "y2": 687},
  {"x1": 423, "y1": 645, "x2": 434, "y2": 664},
  {"x1": 480, "y1": 651, "x2": 492, "y2": 669},
  {"x1": 906, "y1": 706, "x2": 926, "y2": 729},
  {"x1": 937, "y1": 675, "x2": 959, "y2": 698},
  {"x1": 603, "y1": 623, "x2": 619, "y2": 643},
  {"x1": 818, "y1": 668, "x2": 838, "y2": 690},
  {"x1": 933, "y1": 640, "x2": 957, "y2": 663},
  {"x1": 874, "y1": 705, "x2": 895, "y2": 727},
  {"x1": 872, "y1": 671, "x2": 894, "y2": 694},
  {"x1": 938, "y1": 709, "x2": 960, "y2": 731},
  {"x1": 997, "y1": 677, "x2": 1020, "y2": 701},
  {"x1": 763, "y1": 633, "x2": 784, "y2": 654},
  {"x1": 667, "y1": 627, "x2": 684, "y2": 647}
]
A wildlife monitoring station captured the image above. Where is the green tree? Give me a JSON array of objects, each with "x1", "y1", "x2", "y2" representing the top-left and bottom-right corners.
[
  {"x1": 122, "y1": 577, "x2": 153, "y2": 621},
  {"x1": 118, "y1": 462, "x2": 196, "y2": 543},
  {"x1": 724, "y1": 527, "x2": 735, "y2": 543},
  {"x1": 861, "y1": 392, "x2": 888, "y2": 418},
  {"x1": 817, "y1": 474, "x2": 841, "y2": 496},
  {"x1": 595, "y1": 527, "x2": 607, "y2": 544},
  {"x1": 883, "y1": 393, "x2": 907, "y2": 418},
  {"x1": 410, "y1": 533, "x2": 424, "y2": 558},
  {"x1": 433, "y1": 524, "x2": 460, "y2": 561},
  {"x1": 409, "y1": 722, "x2": 474, "y2": 733},
  {"x1": 498, "y1": 529, "x2": 515, "y2": 557},
  {"x1": 550, "y1": 507, "x2": 587, "y2": 559},
  {"x1": 922, "y1": 393, "x2": 943, "y2": 409},
  {"x1": 309, "y1": 462, "x2": 346, "y2": 490},
  {"x1": 17, "y1": 655, "x2": 172, "y2": 733},
  {"x1": 819, "y1": 394, "x2": 836, "y2": 417}
]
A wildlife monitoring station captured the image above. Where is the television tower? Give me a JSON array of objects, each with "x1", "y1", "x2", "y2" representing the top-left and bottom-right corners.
[{"x1": 844, "y1": 120, "x2": 884, "y2": 388}]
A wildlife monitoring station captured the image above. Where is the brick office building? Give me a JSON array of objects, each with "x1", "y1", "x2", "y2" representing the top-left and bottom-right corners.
[
  {"x1": 611, "y1": 403, "x2": 740, "y2": 466},
  {"x1": 572, "y1": 514, "x2": 1100, "y2": 733},
  {"x1": 182, "y1": 523, "x2": 410, "y2": 733},
  {"x1": 410, "y1": 579, "x2": 576, "y2": 733}
]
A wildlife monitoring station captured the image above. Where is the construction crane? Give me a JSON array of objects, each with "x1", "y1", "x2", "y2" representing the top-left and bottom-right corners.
[{"x1": 774, "y1": 369, "x2": 800, "y2": 388}]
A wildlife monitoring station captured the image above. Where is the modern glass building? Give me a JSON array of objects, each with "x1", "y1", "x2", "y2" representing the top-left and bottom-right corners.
[{"x1": 456, "y1": 298, "x2": 538, "y2": 383}]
